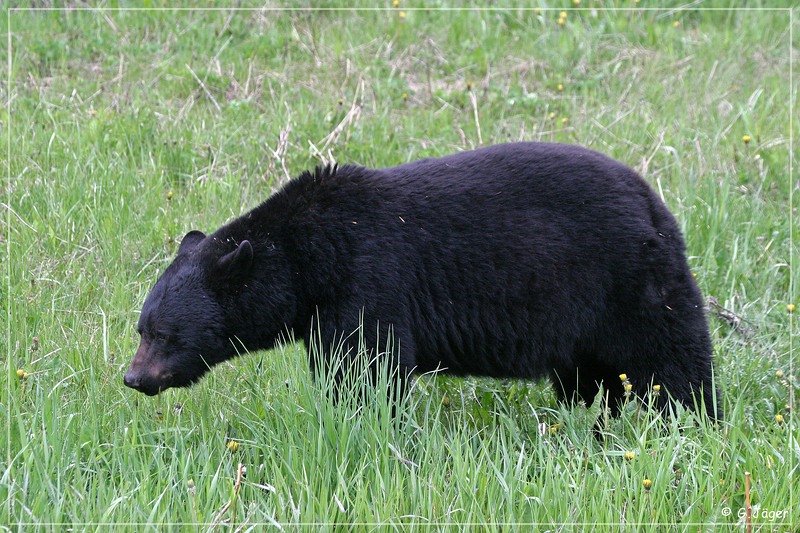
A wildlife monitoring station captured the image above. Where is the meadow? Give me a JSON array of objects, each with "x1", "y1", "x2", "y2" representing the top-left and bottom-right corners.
[{"x1": 2, "y1": 2, "x2": 797, "y2": 530}]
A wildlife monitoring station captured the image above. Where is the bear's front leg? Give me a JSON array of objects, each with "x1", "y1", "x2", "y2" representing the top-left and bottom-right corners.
[{"x1": 306, "y1": 311, "x2": 415, "y2": 412}]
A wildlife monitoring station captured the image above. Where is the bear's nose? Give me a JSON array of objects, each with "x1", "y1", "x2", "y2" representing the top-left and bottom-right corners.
[{"x1": 123, "y1": 371, "x2": 141, "y2": 389}]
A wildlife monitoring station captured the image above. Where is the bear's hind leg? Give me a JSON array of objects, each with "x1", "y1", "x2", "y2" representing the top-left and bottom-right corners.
[
  {"x1": 551, "y1": 364, "x2": 599, "y2": 408},
  {"x1": 550, "y1": 358, "x2": 627, "y2": 414}
]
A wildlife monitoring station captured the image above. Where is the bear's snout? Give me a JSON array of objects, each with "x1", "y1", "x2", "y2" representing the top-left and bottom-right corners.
[
  {"x1": 123, "y1": 370, "x2": 141, "y2": 389},
  {"x1": 124, "y1": 339, "x2": 170, "y2": 395},
  {"x1": 123, "y1": 368, "x2": 162, "y2": 395}
]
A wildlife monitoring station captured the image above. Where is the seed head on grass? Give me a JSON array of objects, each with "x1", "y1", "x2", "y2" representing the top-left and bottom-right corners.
[
  {"x1": 619, "y1": 373, "x2": 633, "y2": 398},
  {"x1": 652, "y1": 384, "x2": 661, "y2": 398}
]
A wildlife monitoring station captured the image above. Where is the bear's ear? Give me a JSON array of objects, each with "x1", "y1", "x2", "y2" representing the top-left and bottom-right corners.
[
  {"x1": 179, "y1": 230, "x2": 206, "y2": 254},
  {"x1": 216, "y1": 240, "x2": 254, "y2": 281}
]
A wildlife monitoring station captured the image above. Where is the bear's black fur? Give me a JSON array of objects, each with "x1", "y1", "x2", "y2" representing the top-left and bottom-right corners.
[{"x1": 124, "y1": 142, "x2": 719, "y2": 418}]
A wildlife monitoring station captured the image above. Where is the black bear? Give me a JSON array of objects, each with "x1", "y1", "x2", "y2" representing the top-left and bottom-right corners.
[{"x1": 124, "y1": 142, "x2": 719, "y2": 418}]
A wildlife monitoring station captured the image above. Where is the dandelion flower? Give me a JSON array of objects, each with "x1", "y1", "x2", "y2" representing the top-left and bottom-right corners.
[
  {"x1": 398, "y1": 11, "x2": 406, "y2": 19},
  {"x1": 166, "y1": 190, "x2": 174, "y2": 201},
  {"x1": 624, "y1": 383, "x2": 633, "y2": 393},
  {"x1": 572, "y1": 0, "x2": 581, "y2": 5},
  {"x1": 775, "y1": 369, "x2": 784, "y2": 379},
  {"x1": 652, "y1": 384, "x2": 661, "y2": 392},
  {"x1": 392, "y1": 0, "x2": 400, "y2": 6},
  {"x1": 227, "y1": 440, "x2": 240, "y2": 452},
  {"x1": 742, "y1": 134, "x2": 751, "y2": 144},
  {"x1": 619, "y1": 374, "x2": 628, "y2": 382},
  {"x1": 624, "y1": 451, "x2": 636, "y2": 461},
  {"x1": 557, "y1": 83, "x2": 564, "y2": 92},
  {"x1": 787, "y1": 303, "x2": 795, "y2": 313},
  {"x1": 673, "y1": 21, "x2": 681, "y2": 28},
  {"x1": 16, "y1": 369, "x2": 28, "y2": 379},
  {"x1": 774, "y1": 414, "x2": 784, "y2": 424},
  {"x1": 643, "y1": 478, "x2": 653, "y2": 490}
]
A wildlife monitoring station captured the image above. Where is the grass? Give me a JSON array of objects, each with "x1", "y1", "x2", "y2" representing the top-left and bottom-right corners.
[{"x1": 2, "y1": 1, "x2": 798, "y2": 530}]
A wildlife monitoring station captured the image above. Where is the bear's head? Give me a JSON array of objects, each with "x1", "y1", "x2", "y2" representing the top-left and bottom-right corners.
[{"x1": 124, "y1": 229, "x2": 293, "y2": 395}]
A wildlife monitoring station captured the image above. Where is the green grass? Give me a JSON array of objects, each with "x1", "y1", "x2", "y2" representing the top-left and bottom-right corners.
[{"x1": 3, "y1": 2, "x2": 798, "y2": 530}]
